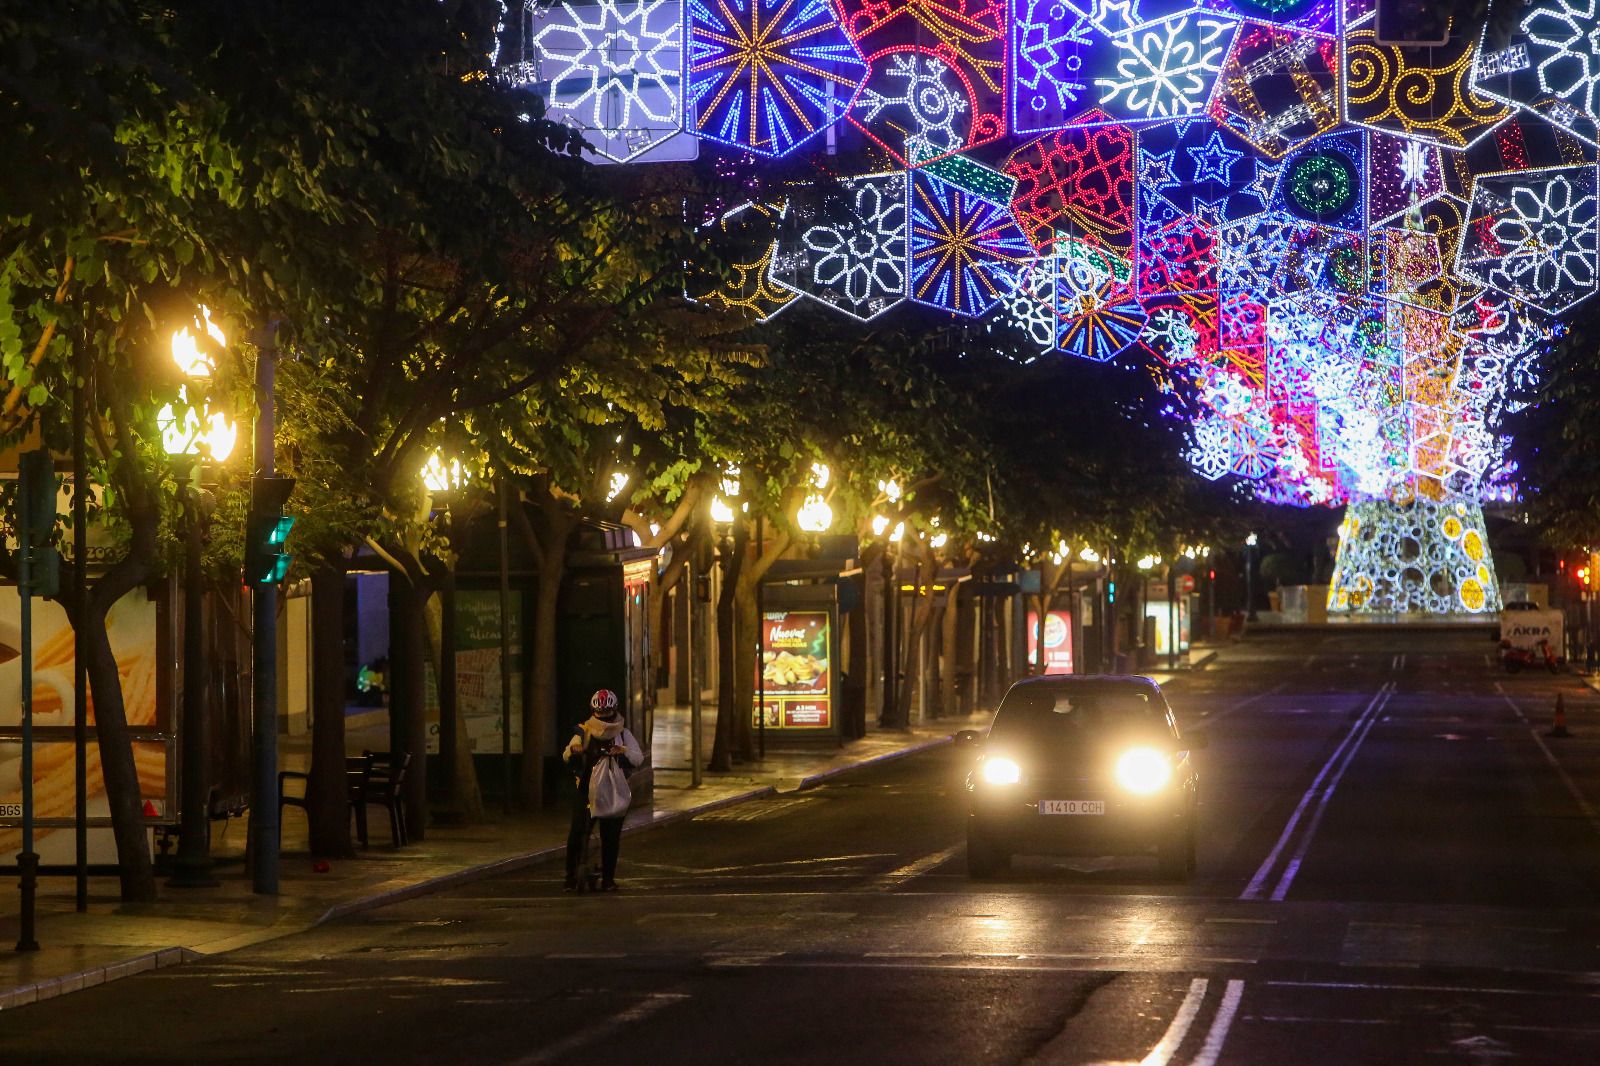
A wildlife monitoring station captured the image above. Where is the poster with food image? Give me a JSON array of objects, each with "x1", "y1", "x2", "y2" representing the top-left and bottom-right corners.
[
  {"x1": 1026, "y1": 610, "x2": 1074, "y2": 675},
  {"x1": 0, "y1": 588, "x2": 167, "y2": 861},
  {"x1": 756, "y1": 610, "x2": 831, "y2": 730}
]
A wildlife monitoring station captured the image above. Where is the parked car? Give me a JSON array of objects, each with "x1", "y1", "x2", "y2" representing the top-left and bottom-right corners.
[{"x1": 958, "y1": 675, "x2": 1203, "y2": 881}]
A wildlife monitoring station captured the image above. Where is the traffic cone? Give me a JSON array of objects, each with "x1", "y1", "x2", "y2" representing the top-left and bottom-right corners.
[{"x1": 1549, "y1": 693, "x2": 1573, "y2": 738}]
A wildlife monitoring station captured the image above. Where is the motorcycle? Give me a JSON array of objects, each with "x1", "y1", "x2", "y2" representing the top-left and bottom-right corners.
[{"x1": 1500, "y1": 637, "x2": 1559, "y2": 674}]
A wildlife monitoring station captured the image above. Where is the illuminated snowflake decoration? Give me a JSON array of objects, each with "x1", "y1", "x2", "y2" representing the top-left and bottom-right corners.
[
  {"x1": 687, "y1": 0, "x2": 867, "y2": 156},
  {"x1": 853, "y1": 52, "x2": 972, "y2": 164},
  {"x1": 769, "y1": 173, "x2": 909, "y2": 319},
  {"x1": 501, "y1": 0, "x2": 685, "y2": 162},
  {"x1": 1095, "y1": 12, "x2": 1236, "y2": 121},
  {"x1": 1458, "y1": 166, "x2": 1600, "y2": 314},
  {"x1": 1012, "y1": 0, "x2": 1100, "y2": 132}
]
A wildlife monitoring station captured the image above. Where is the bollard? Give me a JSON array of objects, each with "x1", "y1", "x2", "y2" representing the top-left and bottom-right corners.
[{"x1": 15, "y1": 851, "x2": 40, "y2": 952}]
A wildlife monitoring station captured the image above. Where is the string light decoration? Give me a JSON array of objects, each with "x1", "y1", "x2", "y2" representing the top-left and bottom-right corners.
[
  {"x1": 768, "y1": 172, "x2": 910, "y2": 319},
  {"x1": 642, "y1": 0, "x2": 1600, "y2": 616},
  {"x1": 1004, "y1": 113, "x2": 1135, "y2": 251},
  {"x1": 684, "y1": 199, "x2": 797, "y2": 319},
  {"x1": 838, "y1": 0, "x2": 1009, "y2": 162},
  {"x1": 1210, "y1": 23, "x2": 1340, "y2": 159},
  {"x1": 909, "y1": 161, "x2": 1032, "y2": 315},
  {"x1": 686, "y1": 0, "x2": 867, "y2": 156},
  {"x1": 1342, "y1": 28, "x2": 1507, "y2": 148},
  {"x1": 1471, "y1": 0, "x2": 1600, "y2": 148},
  {"x1": 509, "y1": 0, "x2": 687, "y2": 162}
]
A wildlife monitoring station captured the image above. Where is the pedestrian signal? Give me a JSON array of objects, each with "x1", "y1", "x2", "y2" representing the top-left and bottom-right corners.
[{"x1": 245, "y1": 476, "x2": 296, "y2": 585}]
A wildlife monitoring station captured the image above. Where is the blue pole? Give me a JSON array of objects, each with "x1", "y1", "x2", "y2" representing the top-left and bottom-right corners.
[{"x1": 16, "y1": 462, "x2": 40, "y2": 952}]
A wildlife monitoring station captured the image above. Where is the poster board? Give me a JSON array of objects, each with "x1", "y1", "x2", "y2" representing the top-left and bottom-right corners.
[
  {"x1": 756, "y1": 608, "x2": 837, "y2": 735},
  {"x1": 1026, "y1": 609, "x2": 1074, "y2": 674},
  {"x1": 425, "y1": 589, "x2": 525, "y2": 755},
  {"x1": 0, "y1": 586, "x2": 171, "y2": 863}
]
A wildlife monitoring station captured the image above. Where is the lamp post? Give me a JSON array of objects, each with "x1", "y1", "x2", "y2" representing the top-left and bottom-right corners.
[
  {"x1": 709, "y1": 477, "x2": 737, "y2": 772},
  {"x1": 162, "y1": 309, "x2": 236, "y2": 888},
  {"x1": 420, "y1": 451, "x2": 475, "y2": 813}
]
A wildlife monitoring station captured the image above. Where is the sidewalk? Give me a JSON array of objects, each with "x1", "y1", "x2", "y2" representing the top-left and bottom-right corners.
[{"x1": 0, "y1": 702, "x2": 978, "y2": 1012}]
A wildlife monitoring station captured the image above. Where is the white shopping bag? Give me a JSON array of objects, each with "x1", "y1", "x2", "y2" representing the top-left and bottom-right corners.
[{"x1": 588, "y1": 756, "x2": 631, "y2": 818}]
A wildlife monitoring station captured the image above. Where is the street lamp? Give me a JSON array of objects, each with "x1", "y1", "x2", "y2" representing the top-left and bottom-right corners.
[{"x1": 164, "y1": 312, "x2": 235, "y2": 889}]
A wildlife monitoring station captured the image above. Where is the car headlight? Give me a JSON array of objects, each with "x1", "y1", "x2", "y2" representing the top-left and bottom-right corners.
[
  {"x1": 1114, "y1": 747, "x2": 1172, "y2": 794},
  {"x1": 981, "y1": 756, "x2": 1022, "y2": 786}
]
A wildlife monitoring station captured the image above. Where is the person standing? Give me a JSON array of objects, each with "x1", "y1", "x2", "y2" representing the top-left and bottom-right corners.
[{"x1": 563, "y1": 689, "x2": 643, "y2": 891}]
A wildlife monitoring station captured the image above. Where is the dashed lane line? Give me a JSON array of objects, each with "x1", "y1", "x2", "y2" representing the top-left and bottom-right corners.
[
  {"x1": 506, "y1": 990, "x2": 691, "y2": 1065},
  {"x1": 867, "y1": 844, "x2": 963, "y2": 891}
]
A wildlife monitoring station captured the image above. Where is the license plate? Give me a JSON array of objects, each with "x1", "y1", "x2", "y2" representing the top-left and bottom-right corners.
[{"x1": 1040, "y1": 799, "x2": 1104, "y2": 815}]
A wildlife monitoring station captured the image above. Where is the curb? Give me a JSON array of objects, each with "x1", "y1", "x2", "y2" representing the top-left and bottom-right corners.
[
  {"x1": 0, "y1": 947, "x2": 199, "y2": 1014},
  {"x1": 0, "y1": 735, "x2": 949, "y2": 1009},
  {"x1": 795, "y1": 734, "x2": 954, "y2": 790}
]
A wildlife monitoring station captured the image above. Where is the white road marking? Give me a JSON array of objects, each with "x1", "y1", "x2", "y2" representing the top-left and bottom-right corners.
[
  {"x1": 507, "y1": 991, "x2": 690, "y2": 1065},
  {"x1": 1265, "y1": 980, "x2": 1600, "y2": 998},
  {"x1": 1187, "y1": 979, "x2": 1244, "y2": 1066},
  {"x1": 1241, "y1": 684, "x2": 1394, "y2": 901},
  {"x1": 1197, "y1": 682, "x2": 1288, "y2": 723},
  {"x1": 1496, "y1": 684, "x2": 1600, "y2": 837},
  {"x1": 868, "y1": 844, "x2": 963, "y2": 890},
  {"x1": 1138, "y1": 978, "x2": 1208, "y2": 1066},
  {"x1": 1269, "y1": 686, "x2": 1393, "y2": 901}
]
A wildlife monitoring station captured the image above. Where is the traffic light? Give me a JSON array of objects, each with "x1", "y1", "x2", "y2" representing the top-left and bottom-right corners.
[
  {"x1": 245, "y1": 476, "x2": 296, "y2": 585},
  {"x1": 1579, "y1": 566, "x2": 1593, "y2": 590},
  {"x1": 17, "y1": 450, "x2": 60, "y2": 599}
]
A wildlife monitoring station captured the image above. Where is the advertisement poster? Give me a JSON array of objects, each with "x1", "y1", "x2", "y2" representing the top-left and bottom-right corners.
[
  {"x1": 424, "y1": 591, "x2": 524, "y2": 755},
  {"x1": 755, "y1": 610, "x2": 832, "y2": 730},
  {"x1": 0, "y1": 588, "x2": 166, "y2": 862},
  {"x1": 1026, "y1": 610, "x2": 1074, "y2": 675},
  {"x1": 1145, "y1": 598, "x2": 1192, "y2": 656}
]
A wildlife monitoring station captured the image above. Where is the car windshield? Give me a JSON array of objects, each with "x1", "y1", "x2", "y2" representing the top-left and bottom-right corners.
[{"x1": 991, "y1": 683, "x2": 1169, "y2": 745}]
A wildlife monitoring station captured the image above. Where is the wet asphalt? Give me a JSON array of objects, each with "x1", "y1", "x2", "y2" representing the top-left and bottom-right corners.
[{"x1": 4, "y1": 629, "x2": 1600, "y2": 1065}]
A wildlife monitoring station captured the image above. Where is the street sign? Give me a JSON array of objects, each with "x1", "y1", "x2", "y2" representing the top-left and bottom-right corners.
[{"x1": 1178, "y1": 574, "x2": 1196, "y2": 596}]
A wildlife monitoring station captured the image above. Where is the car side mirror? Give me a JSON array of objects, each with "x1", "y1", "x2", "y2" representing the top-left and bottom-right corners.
[
  {"x1": 1184, "y1": 731, "x2": 1209, "y2": 751},
  {"x1": 953, "y1": 729, "x2": 983, "y2": 749}
]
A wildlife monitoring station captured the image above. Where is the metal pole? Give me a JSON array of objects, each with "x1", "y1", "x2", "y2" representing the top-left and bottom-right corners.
[
  {"x1": 689, "y1": 543, "x2": 703, "y2": 788},
  {"x1": 497, "y1": 472, "x2": 513, "y2": 815},
  {"x1": 170, "y1": 480, "x2": 216, "y2": 886},
  {"x1": 73, "y1": 326, "x2": 88, "y2": 912},
  {"x1": 250, "y1": 330, "x2": 279, "y2": 895},
  {"x1": 1245, "y1": 544, "x2": 1258, "y2": 623},
  {"x1": 15, "y1": 460, "x2": 39, "y2": 952},
  {"x1": 882, "y1": 547, "x2": 897, "y2": 727},
  {"x1": 755, "y1": 513, "x2": 765, "y2": 760}
]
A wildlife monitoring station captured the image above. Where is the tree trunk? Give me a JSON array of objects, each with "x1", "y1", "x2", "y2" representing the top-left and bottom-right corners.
[
  {"x1": 894, "y1": 547, "x2": 938, "y2": 725},
  {"x1": 80, "y1": 593, "x2": 156, "y2": 900},
  {"x1": 388, "y1": 572, "x2": 428, "y2": 841},
  {"x1": 423, "y1": 573, "x2": 482, "y2": 822},
  {"x1": 524, "y1": 535, "x2": 567, "y2": 809},
  {"x1": 307, "y1": 563, "x2": 354, "y2": 857},
  {"x1": 710, "y1": 521, "x2": 748, "y2": 771},
  {"x1": 939, "y1": 583, "x2": 960, "y2": 718}
]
